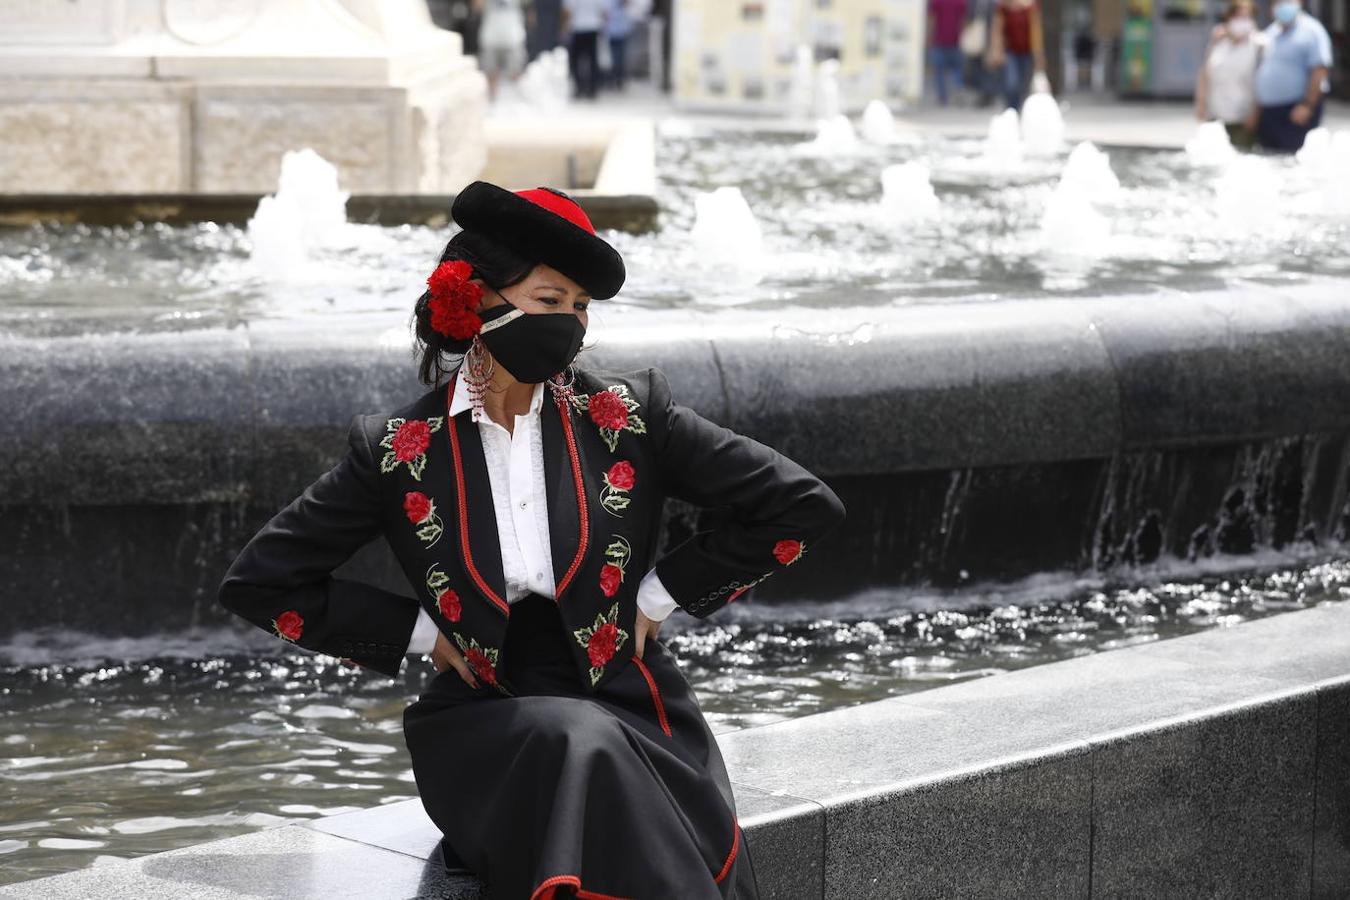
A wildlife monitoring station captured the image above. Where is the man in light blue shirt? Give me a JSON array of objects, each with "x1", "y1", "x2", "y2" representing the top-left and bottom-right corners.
[{"x1": 1252, "y1": 0, "x2": 1333, "y2": 152}]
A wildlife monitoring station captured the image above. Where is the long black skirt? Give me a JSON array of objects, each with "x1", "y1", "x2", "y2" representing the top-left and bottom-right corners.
[{"x1": 402, "y1": 593, "x2": 761, "y2": 900}]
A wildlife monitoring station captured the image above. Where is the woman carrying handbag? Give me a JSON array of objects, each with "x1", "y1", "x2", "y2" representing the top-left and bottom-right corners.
[{"x1": 217, "y1": 180, "x2": 848, "y2": 899}]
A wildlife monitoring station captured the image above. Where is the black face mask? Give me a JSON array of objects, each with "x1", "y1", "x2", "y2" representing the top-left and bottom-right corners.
[{"x1": 477, "y1": 296, "x2": 586, "y2": 383}]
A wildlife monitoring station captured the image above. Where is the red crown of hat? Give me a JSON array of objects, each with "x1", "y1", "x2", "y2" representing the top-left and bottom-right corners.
[{"x1": 427, "y1": 186, "x2": 607, "y2": 340}]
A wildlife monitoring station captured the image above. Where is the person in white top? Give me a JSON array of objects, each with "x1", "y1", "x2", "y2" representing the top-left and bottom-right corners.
[
  {"x1": 1194, "y1": 0, "x2": 1263, "y2": 149},
  {"x1": 472, "y1": 0, "x2": 528, "y2": 102}
]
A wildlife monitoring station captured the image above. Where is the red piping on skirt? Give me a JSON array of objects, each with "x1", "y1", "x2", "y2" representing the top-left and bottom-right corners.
[
  {"x1": 528, "y1": 813, "x2": 742, "y2": 898},
  {"x1": 630, "y1": 656, "x2": 673, "y2": 737}
]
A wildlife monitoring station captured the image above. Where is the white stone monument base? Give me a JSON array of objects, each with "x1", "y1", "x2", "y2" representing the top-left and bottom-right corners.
[{"x1": 0, "y1": 0, "x2": 488, "y2": 195}]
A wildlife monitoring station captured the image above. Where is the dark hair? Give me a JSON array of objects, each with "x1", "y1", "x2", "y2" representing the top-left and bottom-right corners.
[{"x1": 412, "y1": 228, "x2": 536, "y2": 386}]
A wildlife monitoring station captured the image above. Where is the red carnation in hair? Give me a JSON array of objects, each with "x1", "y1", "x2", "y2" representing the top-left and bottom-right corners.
[{"x1": 427, "y1": 259, "x2": 484, "y2": 340}]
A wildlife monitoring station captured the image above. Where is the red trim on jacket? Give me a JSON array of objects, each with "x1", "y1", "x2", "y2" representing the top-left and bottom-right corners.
[
  {"x1": 554, "y1": 391, "x2": 589, "y2": 600},
  {"x1": 445, "y1": 379, "x2": 511, "y2": 617},
  {"x1": 630, "y1": 656, "x2": 672, "y2": 737}
]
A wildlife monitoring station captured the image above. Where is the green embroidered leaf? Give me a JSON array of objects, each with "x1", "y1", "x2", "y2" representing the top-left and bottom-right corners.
[
  {"x1": 427, "y1": 570, "x2": 449, "y2": 590},
  {"x1": 416, "y1": 523, "x2": 441, "y2": 542},
  {"x1": 589, "y1": 666, "x2": 603, "y2": 686},
  {"x1": 599, "y1": 429, "x2": 619, "y2": 452},
  {"x1": 426, "y1": 416, "x2": 444, "y2": 431},
  {"x1": 572, "y1": 626, "x2": 594, "y2": 646},
  {"x1": 380, "y1": 452, "x2": 400, "y2": 474},
  {"x1": 626, "y1": 415, "x2": 647, "y2": 435},
  {"x1": 592, "y1": 611, "x2": 608, "y2": 630},
  {"x1": 386, "y1": 417, "x2": 407, "y2": 431},
  {"x1": 409, "y1": 456, "x2": 427, "y2": 480}
]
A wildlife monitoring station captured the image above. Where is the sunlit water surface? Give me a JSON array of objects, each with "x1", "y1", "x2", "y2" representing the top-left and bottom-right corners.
[
  {"x1": 2, "y1": 128, "x2": 1348, "y2": 341},
  {"x1": 2, "y1": 550, "x2": 1348, "y2": 885}
]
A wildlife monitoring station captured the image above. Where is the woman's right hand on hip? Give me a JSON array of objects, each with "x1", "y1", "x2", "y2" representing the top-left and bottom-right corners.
[{"x1": 432, "y1": 631, "x2": 480, "y2": 688}]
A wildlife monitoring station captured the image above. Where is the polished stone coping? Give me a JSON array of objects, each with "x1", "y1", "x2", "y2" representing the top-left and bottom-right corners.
[
  {"x1": 2, "y1": 280, "x2": 1349, "y2": 508},
  {"x1": 5, "y1": 600, "x2": 1347, "y2": 898}
]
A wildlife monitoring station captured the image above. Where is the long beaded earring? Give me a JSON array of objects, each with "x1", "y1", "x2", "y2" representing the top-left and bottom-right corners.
[{"x1": 462, "y1": 334, "x2": 494, "y2": 418}]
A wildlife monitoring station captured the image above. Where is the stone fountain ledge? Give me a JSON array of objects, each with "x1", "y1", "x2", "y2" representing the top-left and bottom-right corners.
[
  {"x1": 3, "y1": 279, "x2": 1349, "y2": 507},
  {"x1": 4, "y1": 596, "x2": 1348, "y2": 899}
]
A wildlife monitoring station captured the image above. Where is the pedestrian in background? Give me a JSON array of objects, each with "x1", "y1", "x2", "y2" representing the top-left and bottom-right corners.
[
  {"x1": 1250, "y1": 0, "x2": 1333, "y2": 152},
  {"x1": 960, "y1": 0, "x2": 996, "y2": 107},
  {"x1": 473, "y1": 0, "x2": 528, "y2": 102},
  {"x1": 928, "y1": 0, "x2": 969, "y2": 105},
  {"x1": 563, "y1": 0, "x2": 607, "y2": 100},
  {"x1": 986, "y1": 0, "x2": 1045, "y2": 112},
  {"x1": 526, "y1": 0, "x2": 563, "y2": 61},
  {"x1": 604, "y1": 0, "x2": 634, "y2": 91},
  {"x1": 1194, "y1": 0, "x2": 1262, "y2": 149}
]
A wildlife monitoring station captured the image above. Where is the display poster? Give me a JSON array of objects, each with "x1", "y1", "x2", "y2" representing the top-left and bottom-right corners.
[{"x1": 673, "y1": 0, "x2": 924, "y2": 113}]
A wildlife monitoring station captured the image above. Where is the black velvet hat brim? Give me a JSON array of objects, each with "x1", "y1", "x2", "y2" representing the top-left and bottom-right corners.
[{"x1": 450, "y1": 181, "x2": 626, "y2": 300}]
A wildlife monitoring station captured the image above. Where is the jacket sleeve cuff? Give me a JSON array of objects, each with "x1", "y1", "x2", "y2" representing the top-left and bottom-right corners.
[
  {"x1": 406, "y1": 606, "x2": 440, "y2": 656},
  {"x1": 636, "y1": 567, "x2": 680, "y2": 622}
]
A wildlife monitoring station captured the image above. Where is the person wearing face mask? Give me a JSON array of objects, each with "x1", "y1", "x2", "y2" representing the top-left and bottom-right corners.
[
  {"x1": 217, "y1": 180, "x2": 846, "y2": 899},
  {"x1": 1249, "y1": 0, "x2": 1334, "y2": 152},
  {"x1": 1194, "y1": 0, "x2": 1263, "y2": 150}
]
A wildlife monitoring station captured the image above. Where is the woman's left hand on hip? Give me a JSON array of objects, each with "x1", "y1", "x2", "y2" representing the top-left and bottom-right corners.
[{"x1": 634, "y1": 608, "x2": 662, "y2": 659}]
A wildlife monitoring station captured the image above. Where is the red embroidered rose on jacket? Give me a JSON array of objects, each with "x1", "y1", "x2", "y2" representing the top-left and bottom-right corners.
[
  {"x1": 569, "y1": 385, "x2": 646, "y2": 452},
  {"x1": 600, "y1": 460, "x2": 635, "y2": 518},
  {"x1": 403, "y1": 490, "x2": 445, "y2": 548},
  {"x1": 773, "y1": 539, "x2": 805, "y2": 565},
  {"x1": 379, "y1": 416, "x2": 445, "y2": 481},
  {"x1": 272, "y1": 609, "x2": 304, "y2": 642},
  {"x1": 425, "y1": 563, "x2": 462, "y2": 623},
  {"x1": 452, "y1": 632, "x2": 500, "y2": 686},
  {"x1": 437, "y1": 588, "x2": 462, "y2": 622},
  {"x1": 598, "y1": 534, "x2": 632, "y2": 597},
  {"x1": 572, "y1": 601, "x2": 630, "y2": 686}
]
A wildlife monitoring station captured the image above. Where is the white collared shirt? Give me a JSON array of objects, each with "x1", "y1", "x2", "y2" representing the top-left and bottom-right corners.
[{"x1": 405, "y1": 372, "x2": 679, "y2": 656}]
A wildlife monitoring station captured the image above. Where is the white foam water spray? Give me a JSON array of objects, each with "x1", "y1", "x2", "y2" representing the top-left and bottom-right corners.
[{"x1": 246, "y1": 148, "x2": 351, "y2": 278}]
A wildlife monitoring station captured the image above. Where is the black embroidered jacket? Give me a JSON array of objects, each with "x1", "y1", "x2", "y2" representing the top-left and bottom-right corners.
[{"x1": 217, "y1": 365, "x2": 847, "y2": 694}]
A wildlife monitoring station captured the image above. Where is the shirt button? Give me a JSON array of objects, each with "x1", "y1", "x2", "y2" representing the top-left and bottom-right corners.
[
  {"x1": 519, "y1": 500, "x2": 528, "y2": 509},
  {"x1": 535, "y1": 571, "x2": 544, "y2": 580}
]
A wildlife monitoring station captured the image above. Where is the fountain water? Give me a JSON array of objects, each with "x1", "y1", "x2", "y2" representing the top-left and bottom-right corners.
[
  {"x1": 789, "y1": 44, "x2": 816, "y2": 121},
  {"x1": 1039, "y1": 141, "x2": 1118, "y2": 256},
  {"x1": 1019, "y1": 76, "x2": 1065, "y2": 156},
  {"x1": 1293, "y1": 127, "x2": 1350, "y2": 218},
  {"x1": 805, "y1": 114, "x2": 860, "y2": 152},
  {"x1": 861, "y1": 99, "x2": 897, "y2": 143},
  {"x1": 513, "y1": 46, "x2": 572, "y2": 111},
  {"x1": 688, "y1": 185, "x2": 766, "y2": 280},
  {"x1": 815, "y1": 58, "x2": 843, "y2": 120},
  {"x1": 1213, "y1": 154, "x2": 1284, "y2": 234},
  {"x1": 245, "y1": 149, "x2": 351, "y2": 279},
  {"x1": 1184, "y1": 121, "x2": 1238, "y2": 167},
  {"x1": 984, "y1": 108, "x2": 1025, "y2": 166},
  {"x1": 880, "y1": 161, "x2": 941, "y2": 221}
]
